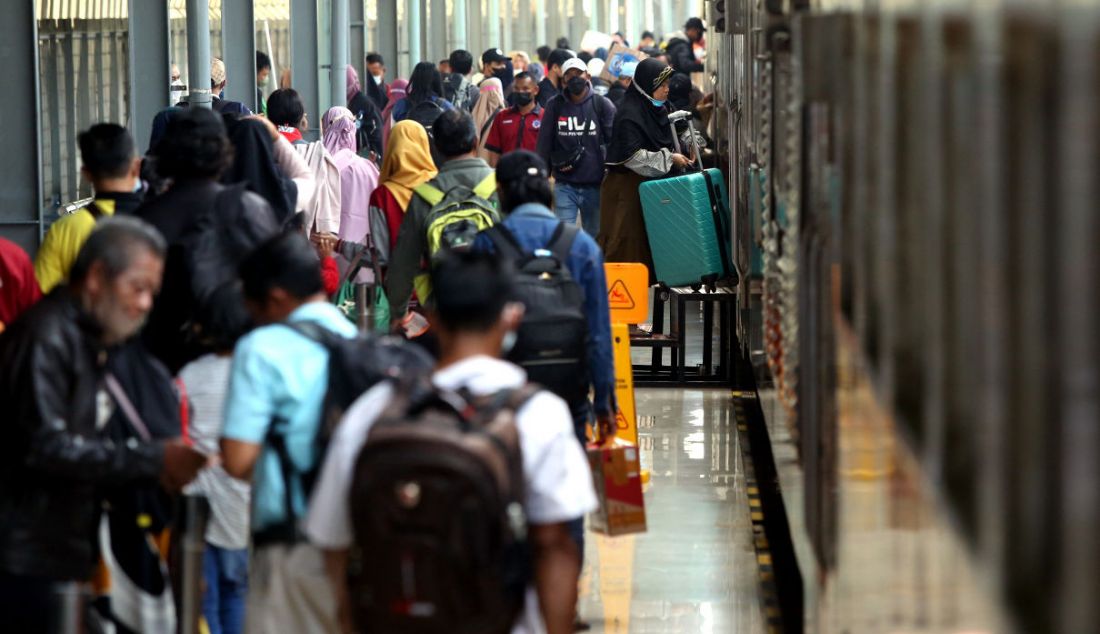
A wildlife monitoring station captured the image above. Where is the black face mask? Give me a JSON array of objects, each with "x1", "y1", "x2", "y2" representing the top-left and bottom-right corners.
[
  {"x1": 513, "y1": 92, "x2": 534, "y2": 106},
  {"x1": 567, "y1": 76, "x2": 588, "y2": 96},
  {"x1": 493, "y1": 67, "x2": 511, "y2": 82}
]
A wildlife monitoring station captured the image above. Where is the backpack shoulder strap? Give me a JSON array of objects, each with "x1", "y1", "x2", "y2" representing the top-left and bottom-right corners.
[
  {"x1": 546, "y1": 221, "x2": 580, "y2": 264},
  {"x1": 483, "y1": 224, "x2": 526, "y2": 261},
  {"x1": 470, "y1": 384, "x2": 542, "y2": 428},
  {"x1": 414, "y1": 182, "x2": 446, "y2": 206},
  {"x1": 280, "y1": 320, "x2": 339, "y2": 350},
  {"x1": 472, "y1": 172, "x2": 497, "y2": 199}
]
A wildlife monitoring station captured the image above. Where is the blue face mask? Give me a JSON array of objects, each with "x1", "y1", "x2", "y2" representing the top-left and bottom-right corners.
[{"x1": 649, "y1": 97, "x2": 666, "y2": 108}]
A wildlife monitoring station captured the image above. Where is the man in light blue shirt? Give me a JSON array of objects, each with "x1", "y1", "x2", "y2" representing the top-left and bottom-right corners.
[{"x1": 220, "y1": 232, "x2": 355, "y2": 634}]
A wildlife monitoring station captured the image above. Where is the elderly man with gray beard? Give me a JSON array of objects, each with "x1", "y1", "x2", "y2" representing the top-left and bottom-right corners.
[{"x1": 0, "y1": 217, "x2": 208, "y2": 633}]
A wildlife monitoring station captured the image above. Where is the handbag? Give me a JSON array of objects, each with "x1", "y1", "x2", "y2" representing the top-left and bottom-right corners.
[{"x1": 334, "y1": 234, "x2": 391, "y2": 333}]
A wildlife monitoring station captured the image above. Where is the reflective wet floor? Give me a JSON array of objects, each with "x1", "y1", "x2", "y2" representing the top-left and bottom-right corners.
[{"x1": 578, "y1": 388, "x2": 766, "y2": 633}]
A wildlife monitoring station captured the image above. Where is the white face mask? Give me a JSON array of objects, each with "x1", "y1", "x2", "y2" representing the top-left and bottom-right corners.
[
  {"x1": 501, "y1": 330, "x2": 518, "y2": 355},
  {"x1": 372, "y1": 74, "x2": 384, "y2": 85}
]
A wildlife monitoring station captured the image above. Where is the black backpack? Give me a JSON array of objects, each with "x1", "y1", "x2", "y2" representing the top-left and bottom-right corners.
[
  {"x1": 484, "y1": 222, "x2": 589, "y2": 405},
  {"x1": 257, "y1": 321, "x2": 435, "y2": 544},
  {"x1": 406, "y1": 98, "x2": 447, "y2": 165},
  {"x1": 348, "y1": 378, "x2": 537, "y2": 634}
]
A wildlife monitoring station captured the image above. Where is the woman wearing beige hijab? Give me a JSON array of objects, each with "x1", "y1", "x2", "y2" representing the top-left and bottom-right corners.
[{"x1": 470, "y1": 77, "x2": 506, "y2": 159}]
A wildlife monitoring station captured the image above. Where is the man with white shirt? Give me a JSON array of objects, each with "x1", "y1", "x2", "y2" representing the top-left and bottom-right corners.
[{"x1": 306, "y1": 250, "x2": 597, "y2": 634}]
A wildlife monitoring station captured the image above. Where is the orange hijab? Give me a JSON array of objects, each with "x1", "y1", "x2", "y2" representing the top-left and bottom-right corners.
[{"x1": 380, "y1": 120, "x2": 438, "y2": 209}]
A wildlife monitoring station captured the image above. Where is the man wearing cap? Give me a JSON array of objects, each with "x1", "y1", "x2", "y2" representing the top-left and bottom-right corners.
[
  {"x1": 473, "y1": 47, "x2": 512, "y2": 88},
  {"x1": 207, "y1": 58, "x2": 253, "y2": 115},
  {"x1": 537, "y1": 48, "x2": 575, "y2": 108},
  {"x1": 535, "y1": 57, "x2": 615, "y2": 237},
  {"x1": 666, "y1": 17, "x2": 707, "y2": 76},
  {"x1": 607, "y1": 59, "x2": 637, "y2": 107}
]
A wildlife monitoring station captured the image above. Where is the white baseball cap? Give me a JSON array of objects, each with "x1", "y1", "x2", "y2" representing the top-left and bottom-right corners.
[{"x1": 561, "y1": 57, "x2": 588, "y2": 75}]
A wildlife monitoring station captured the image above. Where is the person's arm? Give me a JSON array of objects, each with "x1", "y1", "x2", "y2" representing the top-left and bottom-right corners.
[
  {"x1": 579, "y1": 243, "x2": 616, "y2": 421},
  {"x1": 34, "y1": 216, "x2": 87, "y2": 294},
  {"x1": 600, "y1": 98, "x2": 616, "y2": 149},
  {"x1": 271, "y1": 134, "x2": 315, "y2": 212},
  {"x1": 535, "y1": 99, "x2": 557, "y2": 167},
  {"x1": 622, "y1": 148, "x2": 676, "y2": 177},
  {"x1": 369, "y1": 107, "x2": 384, "y2": 160},
  {"x1": 531, "y1": 522, "x2": 581, "y2": 634},
  {"x1": 219, "y1": 335, "x2": 277, "y2": 480},
  {"x1": 220, "y1": 438, "x2": 262, "y2": 480},
  {"x1": 384, "y1": 198, "x2": 427, "y2": 319},
  {"x1": 12, "y1": 335, "x2": 167, "y2": 484},
  {"x1": 484, "y1": 114, "x2": 503, "y2": 166}
]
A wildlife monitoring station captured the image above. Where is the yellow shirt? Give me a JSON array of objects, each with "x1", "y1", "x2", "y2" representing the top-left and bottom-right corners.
[{"x1": 34, "y1": 198, "x2": 116, "y2": 293}]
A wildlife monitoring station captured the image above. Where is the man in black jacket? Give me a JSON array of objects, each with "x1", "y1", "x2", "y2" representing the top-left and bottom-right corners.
[
  {"x1": 0, "y1": 217, "x2": 207, "y2": 632},
  {"x1": 666, "y1": 17, "x2": 706, "y2": 76}
]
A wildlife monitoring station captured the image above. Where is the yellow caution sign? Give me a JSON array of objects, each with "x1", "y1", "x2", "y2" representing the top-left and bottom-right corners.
[
  {"x1": 611, "y1": 322, "x2": 639, "y2": 446},
  {"x1": 604, "y1": 263, "x2": 649, "y2": 325}
]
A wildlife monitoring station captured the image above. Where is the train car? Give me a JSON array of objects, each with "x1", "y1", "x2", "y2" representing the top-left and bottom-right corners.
[{"x1": 709, "y1": 0, "x2": 1100, "y2": 631}]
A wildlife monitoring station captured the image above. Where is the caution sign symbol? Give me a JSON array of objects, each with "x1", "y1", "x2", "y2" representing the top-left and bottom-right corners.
[{"x1": 608, "y1": 279, "x2": 635, "y2": 310}]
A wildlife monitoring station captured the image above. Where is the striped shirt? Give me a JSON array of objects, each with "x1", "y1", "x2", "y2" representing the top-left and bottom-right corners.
[{"x1": 180, "y1": 354, "x2": 251, "y2": 550}]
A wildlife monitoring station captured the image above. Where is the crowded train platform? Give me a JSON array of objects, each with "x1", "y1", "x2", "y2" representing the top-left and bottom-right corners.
[{"x1": 0, "y1": 1, "x2": 1098, "y2": 632}]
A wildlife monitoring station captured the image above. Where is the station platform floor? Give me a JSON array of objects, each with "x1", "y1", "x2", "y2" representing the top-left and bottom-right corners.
[{"x1": 576, "y1": 386, "x2": 766, "y2": 633}]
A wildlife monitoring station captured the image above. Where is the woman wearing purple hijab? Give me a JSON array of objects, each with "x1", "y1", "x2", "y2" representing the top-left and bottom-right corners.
[
  {"x1": 323, "y1": 106, "x2": 381, "y2": 277},
  {"x1": 380, "y1": 78, "x2": 408, "y2": 149},
  {"x1": 346, "y1": 65, "x2": 384, "y2": 160}
]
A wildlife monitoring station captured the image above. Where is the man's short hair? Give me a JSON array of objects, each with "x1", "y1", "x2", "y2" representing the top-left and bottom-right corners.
[
  {"x1": 154, "y1": 107, "x2": 233, "y2": 180},
  {"x1": 449, "y1": 49, "x2": 474, "y2": 76},
  {"x1": 513, "y1": 71, "x2": 534, "y2": 84},
  {"x1": 239, "y1": 231, "x2": 323, "y2": 303},
  {"x1": 366, "y1": 52, "x2": 385, "y2": 66},
  {"x1": 547, "y1": 48, "x2": 575, "y2": 72},
  {"x1": 69, "y1": 216, "x2": 167, "y2": 285},
  {"x1": 536, "y1": 46, "x2": 552, "y2": 63},
  {"x1": 555, "y1": 37, "x2": 571, "y2": 50},
  {"x1": 642, "y1": 30, "x2": 655, "y2": 40},
  {"x1": 256, "y1": 51, "x2": 271, "y2": 72},
  {"x1": 266, "y1": 88, "x2": 306, "y2": 128},
  {"x1": 685, "y1": 17, "x2": 705, "y2": 32},
  {"x1": 78, "y1": 123, "x2": 135, "y2": 180},
  {"x1": 431, "y1": 251, "x2": 515, "y2": 333},
  {"x1": 433, "y1": 109, "x2": 478, "y2": 159}
]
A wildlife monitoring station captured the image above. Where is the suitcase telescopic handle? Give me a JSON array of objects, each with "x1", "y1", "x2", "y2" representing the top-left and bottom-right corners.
[{"x1": 669, "y1": 110, "x2": 705, "y2": 171}]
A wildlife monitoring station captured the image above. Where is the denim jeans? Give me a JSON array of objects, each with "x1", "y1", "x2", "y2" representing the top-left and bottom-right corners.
[
  {"x1": 202, "y1": 543, "x2": 249, "y2": 634},
  {"x1": 554, "y1": 182, "x2": 602, "y2": 237}
]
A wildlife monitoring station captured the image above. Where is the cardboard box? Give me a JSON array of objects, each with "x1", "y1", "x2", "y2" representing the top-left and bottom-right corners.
[
  {"x1": 587, "y1": 440, "x2": 647, "y2": 536},
  {"x1": 599, "y1": 43, "x2": 649, "y2": 83}
]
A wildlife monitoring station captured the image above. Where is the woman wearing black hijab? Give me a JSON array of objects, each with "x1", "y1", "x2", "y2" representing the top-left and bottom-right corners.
[
  {"x1": 599, "y1": 58, "x2": 691, "y2": 279},
  {"x1": 220, "y1": 116, "x2": 297, "y2": 224}
]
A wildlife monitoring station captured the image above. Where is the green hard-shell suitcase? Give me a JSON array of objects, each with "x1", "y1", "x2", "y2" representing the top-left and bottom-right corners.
[{"x1": 640, "y1": 166, "x2": 735, "y2": 288}]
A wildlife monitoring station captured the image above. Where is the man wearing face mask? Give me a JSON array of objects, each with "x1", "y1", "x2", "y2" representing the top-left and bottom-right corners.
[
  {"x1": 535, "y1": 57, "x2": 616, "y2": 237},
  {"x1": 365, "y1": 52, "x2": 390, "y2": 111},
  {"x1": 0, "y1": 218, "x2": 209, "y2": 631},
  {"x1": 475, "y1": 48, "x2": 512, "y2": 89},
  {"x1": 484, "y1": 72, "x2": 542, "y2": 167}
]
